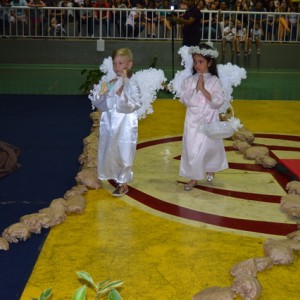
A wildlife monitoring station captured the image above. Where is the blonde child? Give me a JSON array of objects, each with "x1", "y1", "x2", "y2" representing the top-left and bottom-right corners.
[
  {"x1": 91, "y1": 48, "x2": 142, "y2": 197},
  {"x1": 179, "y1": 44, "x2": 228, "y2": 190}
]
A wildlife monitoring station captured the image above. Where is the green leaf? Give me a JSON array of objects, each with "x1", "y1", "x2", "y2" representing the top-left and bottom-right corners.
[
  {"x1": 37, "y1": 288, "x2": 52, "y2": 300},
  {"x1": 76, "y1": 271, "x2": 96, "y2": 288},
  {"x1": 97, "y1": 279, "x2": 111, "y2": 289},
  {"x1": 99, "y1": 281, "x2": 123, "y2": 294},
  {"x1": 72, "y1": 285, "x2": 87, "y2": 300},
  {"x1": 108, "y1": 289, "x2": 122, "y2": 300},
  {"x1": 80, "y1": 68, "x2": 103, "y2": 94}
]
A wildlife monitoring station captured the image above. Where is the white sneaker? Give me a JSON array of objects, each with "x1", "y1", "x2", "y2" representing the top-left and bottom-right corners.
[{"x1": 206, "y1": 174, "x2": 214, "y2": 182}]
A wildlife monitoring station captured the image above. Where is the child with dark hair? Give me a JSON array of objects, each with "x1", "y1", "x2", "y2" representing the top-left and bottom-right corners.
[{"x1": 179, "y1": 43, "x2": 228, "y2": 190}]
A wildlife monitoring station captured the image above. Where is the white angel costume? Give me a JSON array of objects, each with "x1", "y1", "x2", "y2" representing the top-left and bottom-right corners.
[
  {"x1": 168, "y1": 45, "x2": 246, "y2": 181},
  {"x1": 89, "y1": 57, "x2": 166, "y2": 184},
  {"x1": 180, "y1": 72, "x2": 228, "y2": 180}
]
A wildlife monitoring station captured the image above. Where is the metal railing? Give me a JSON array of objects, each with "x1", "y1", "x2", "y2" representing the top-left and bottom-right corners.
[{"x1": 0, "y1": 6, "x2": 299, "y2": 43}]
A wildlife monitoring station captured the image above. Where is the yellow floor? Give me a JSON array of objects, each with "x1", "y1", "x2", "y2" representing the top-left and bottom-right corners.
[{"x1": 21, "y1": 100, "x2": 300, "y2": 300}]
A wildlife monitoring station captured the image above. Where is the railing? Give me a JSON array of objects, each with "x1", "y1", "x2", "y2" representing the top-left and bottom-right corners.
[{"x1": 0, "y1": 6, "x2": 299, "y2": 43}]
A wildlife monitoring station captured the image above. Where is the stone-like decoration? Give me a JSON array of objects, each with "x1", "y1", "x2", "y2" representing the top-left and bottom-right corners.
[
  {"x1": 0, "y1": 237, "x2": 9, "y2": 250},
  {"x1": 287, "y1": 230, "x2": 300, "y2": 242},
  {"x1": 79, "y1": 142, "x2": 98, "y2": 169},
  {"x1": 263, "y1": 238, "x2": 294, "y2": 265},
  {"x1": 255, "y1": 156, "x2": 277, "y2": 168},
  {"x1": 231, "y1": 274, "x2": 262, "y2": 300},
  {"x1": 20, "y1": 212, "x2": 51, "y2": 234},
  {"x1": 89, "y1": 110, "x2": 101, "y2": 130},
  {"x1": 64, "y1": 185, "x2": 88, "y2": 199},
  {"x1": 2, "y1": 222, "x2": 31, "y2": 243},
  {"x1": 65, "y1": 194, "x2": 86, "y2": 214},
  {"x1": 284, "y1": 238, "x2": 300, "y2": 250},
  {"x1": 39, "y1": 206, "x2": 67, "y2": 227},
  {"x1": 230, "y1": 258, "x2": 258, "y2": 277},
  {"x1": 192, "y1": 286, "x2": 235, "y2": 300},
  {"x1": 280, "y1": 193, "x2": 300, "y2": 217},
  {"x1": 244, "y1": 146, "x2": 269, "y2": 160},
  {"x1": 261, "y1": 156, "x2": 277, "y2": 168},
  {"x1": 233, "y1": 140, "x2": 251, "y2": 154},
  {"x1": 286, "y1": 181, "x2": 300, "y2": 195},
  {"x1": 233, "y1": 127, "x2": 255, "y2": 144},
  {"x1": 253, "y1": 257, "x2": 273, "y2": 272},
  {"x1": 50, "y1": 197, "x2": 67, "y2": 212},
  {"x1": 83, "y1": 130, "x2": 99, "y2": 146},
  {"x1": 76, "y1": 167, "x2": 102, "y2": 189}
]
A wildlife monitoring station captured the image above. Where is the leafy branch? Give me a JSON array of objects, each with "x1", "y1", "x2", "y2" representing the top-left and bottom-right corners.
[{"x1": 33, "y1": 272, "x2": 123, "y2": 300}]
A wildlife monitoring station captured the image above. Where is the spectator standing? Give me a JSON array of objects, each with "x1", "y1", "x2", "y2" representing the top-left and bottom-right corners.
[
  {"x1": 125, "y1": 0, "x2": 145, "y2": 37},
  {"x1": 111, "y1": 0, "x2": 128, "y2": 37},
  {"x1": 197, "y1": 0, "x2": 207, "y2": 10},
  {"x1": 9, "y1": 0, "x2": 28, "y2": 35},
  {"x1": 177, "y1": 0, "x2": 188, "y2": 38},
  {"x1": 28, "y1": 0, "x2": 46, "y2": 36},
  {"x1": 57, "y1": 0, "x2": 73, "y2": 23},
  {"x1": 92, "y1": 0, "x2": 113, "y2": 37},
  {"x1": 171, "y1": 0, "x2": 202, "y2": 46},
  {"x1": 266, "y1": 0, "x2": 277, "y2": 41},
  {"x1": 78, "y1": 0, "x2": 93, "y2": 36}
]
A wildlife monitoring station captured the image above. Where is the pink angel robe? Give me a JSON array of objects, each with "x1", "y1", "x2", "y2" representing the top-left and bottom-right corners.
[
  {"x1": 92, "y1": 77, "x2": 142, "y2": 184},
  {"x1": 180, "y1": 72, "x2": 228, "y2": 180}
]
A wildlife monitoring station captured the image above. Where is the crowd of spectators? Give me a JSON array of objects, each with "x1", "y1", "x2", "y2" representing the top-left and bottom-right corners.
[{"x1": 0, "y1": 0, "x2": 299, "y2": 42}]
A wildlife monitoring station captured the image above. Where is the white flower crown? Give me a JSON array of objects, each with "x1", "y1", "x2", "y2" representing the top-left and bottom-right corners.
[{"x1": 188, "y1": 46, "x2": 219, "y2": 58}]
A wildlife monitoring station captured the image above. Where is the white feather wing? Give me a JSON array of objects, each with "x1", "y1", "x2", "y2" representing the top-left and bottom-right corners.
[
  {"x1": 89, "y1": 56, "x2": 166, "y2": 119},
  {"x1": 132, "y1": 68, "x2": 166, "y2": 119}
]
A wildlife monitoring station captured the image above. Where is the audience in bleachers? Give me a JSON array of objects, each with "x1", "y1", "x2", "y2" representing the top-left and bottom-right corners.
[{"x1": 0, "y1": 0, "x2": 299, "y2": 42}]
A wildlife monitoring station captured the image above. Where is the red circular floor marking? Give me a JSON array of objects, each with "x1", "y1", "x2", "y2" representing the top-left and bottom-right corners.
[{"x1": 111, "y1": 134, "x2": 300, "y2": 236}]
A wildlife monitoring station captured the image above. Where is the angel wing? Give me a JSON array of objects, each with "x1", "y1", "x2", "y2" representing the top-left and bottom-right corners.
[
  {"x1": 132, "y1": 68, "x2": 166, "y2": 119},
  {"x1": 88, "y1": 57, "x2": 116, "y2": 109},
  {"x1": 89, "y1": 56, "x2": 166, "y2": 120},
  {"x1": 168, "y1": 46, "x2": 247, "y2": 114},
  {"x1": 167, "y1": 46, "x2": 193, "y2": 98},
  {"x1": 217, "y1": 63, "x2": 247, "y2": 114}
]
